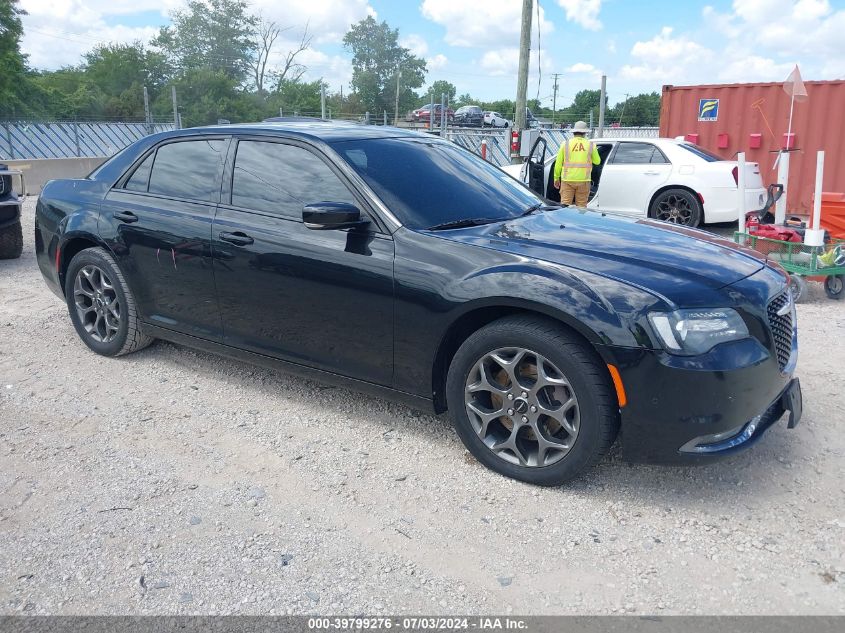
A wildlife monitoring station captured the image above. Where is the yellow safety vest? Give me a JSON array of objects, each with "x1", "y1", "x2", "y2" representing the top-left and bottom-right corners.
[{"x1": 554, "y1": 137, "x2": 600, "y2": 183}]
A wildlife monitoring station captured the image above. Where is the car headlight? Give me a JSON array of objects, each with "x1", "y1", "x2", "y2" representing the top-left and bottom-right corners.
[{"x1": 648, "y1": 308, "x2": 749, "y2": 355}]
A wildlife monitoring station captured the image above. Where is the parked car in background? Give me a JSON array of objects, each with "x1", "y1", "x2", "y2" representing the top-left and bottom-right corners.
[
  {"x1": 409, "y1": 103, "x2": 454, "y2": 123},
  {"x1": 35, "y1": 122, "x2": 801, "y2": 486},
  {"x1": 483, "y1": 111, "x2": 510, "y2": 128},
  {"x1": 502, "y1": 136, "x2": 767, "y2": 227},
  {"x1": 454, "y1": 105, "x2": 484, "y2": 127}
]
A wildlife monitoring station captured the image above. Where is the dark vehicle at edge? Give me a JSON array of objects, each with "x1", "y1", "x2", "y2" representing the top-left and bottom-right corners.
[{"x1": 34, "y1": 122, "x2": 802, "y2": 485}]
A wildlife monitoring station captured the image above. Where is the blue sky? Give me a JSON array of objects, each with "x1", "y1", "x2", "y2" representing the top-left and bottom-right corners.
[{"x1": 19, "y1": 1, "x2": 845, "y2": 108}]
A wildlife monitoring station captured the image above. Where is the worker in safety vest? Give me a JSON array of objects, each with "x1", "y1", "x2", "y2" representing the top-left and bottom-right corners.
[{"x1": 553, "y1": 120, "x2": 601, "y2": 207}]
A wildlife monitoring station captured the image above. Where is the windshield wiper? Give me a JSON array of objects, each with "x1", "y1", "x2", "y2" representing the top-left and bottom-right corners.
[
  {"x1": 426, "y1": 217, "x2": 504, "y2": 231},
  {"x1": 520, "y1": 202, "x2": 561, "y2": 217}
]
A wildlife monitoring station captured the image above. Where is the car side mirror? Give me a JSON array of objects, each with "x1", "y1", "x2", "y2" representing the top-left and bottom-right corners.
[{"x1": 302, "y1": 202, "x2": 369, "y2": 231}]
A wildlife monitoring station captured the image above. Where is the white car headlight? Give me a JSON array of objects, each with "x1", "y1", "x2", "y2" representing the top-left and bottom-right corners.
[{"x1": 648, "y1": 308, "x2": 749, "y2": 355}]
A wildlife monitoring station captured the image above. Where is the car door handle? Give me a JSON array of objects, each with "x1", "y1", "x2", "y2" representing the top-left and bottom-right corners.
[
  {"x1": 112, "y1": 210, "x2": 139, "y2": 223},
  {"x1": 219, "y1": 231, "x2": 254, "y2": 246}
]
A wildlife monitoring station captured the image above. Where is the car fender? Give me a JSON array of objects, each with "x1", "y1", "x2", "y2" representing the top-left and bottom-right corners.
[{"x1": 440, "y1": 263, "x2": 664, "y2": 351}]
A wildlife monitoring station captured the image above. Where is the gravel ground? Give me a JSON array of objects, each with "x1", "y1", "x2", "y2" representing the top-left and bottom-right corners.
[{"x1": 1, "y1": 198, "x2": 844, "y2": 615}]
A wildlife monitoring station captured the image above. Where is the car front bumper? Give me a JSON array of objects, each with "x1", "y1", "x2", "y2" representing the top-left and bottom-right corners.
[{"x1": 600, "y1": 339, "x2": 800, "y2": 464}]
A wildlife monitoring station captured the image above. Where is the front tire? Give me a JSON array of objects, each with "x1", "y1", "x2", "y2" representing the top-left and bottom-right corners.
[
  {"x1": 0, "y1": 220, "x2": 23, "y2": 259},
  {"x1": 446, "y1": 316, "x2": 619, "y2": 486},
  {"x1": 789, "y1": 274, "x2": 809, "y2": 303},
  {"x1": 64, "y1": 247, "x2": 153, "y2": 356},
  {"x1": 649, "y1": 188, "x2": 703, "y2": 227}
]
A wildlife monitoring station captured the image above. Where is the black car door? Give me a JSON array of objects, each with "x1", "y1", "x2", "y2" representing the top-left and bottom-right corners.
[
  {"x1": 101, "y1": 136, "x2": 228, "y2": 339},
  {"x1": 211, "y1": 137, "x2": 395, "y2": 386}
]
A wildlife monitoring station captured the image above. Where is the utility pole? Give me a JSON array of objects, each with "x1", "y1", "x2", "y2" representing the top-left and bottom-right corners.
[
  {"x1": 514, "y1": 0, "x2": 533, "y2": 163},
  {"x1": 143, "y1": 86, "x2": 151, "y2": 134},
  {"x1": 171, "y1": 86, "x2": 179, "y2": 129},
  {"x1": 429, "y1": 89, "x2": 435, "y2": 129},
  {"x1": 619, "y1": 93, "x2": 631, "y2": 127},
  {"x1": 394, "y1": 69, "x2": 402, "y2": 126},
  {"x1": 597, "y1": 74, "x2": 607, "y2": 138},
  {"x1": 551, "y1": 73, "x2": 561, "y2": 126},
  {"x1": 320, "y1": 82, "x2": 326, "y2": 119}
]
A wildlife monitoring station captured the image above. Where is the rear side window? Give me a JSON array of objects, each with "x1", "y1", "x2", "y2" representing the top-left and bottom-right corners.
[
  {"x1": 611, "y1": 142, "x2": 661, "y2": 165},
  {"x1": 124, "y1": 153, "x2": 154, "y2": 192},
  {"x1": 231, "y1": 140, "x2": 356, "y2": 219},
  {"x1": 678, "y1": 143, "x2": 722, "y2": 162},
  {"x1": 147, "y1": 139, "x2": 226, "y2": 202}
]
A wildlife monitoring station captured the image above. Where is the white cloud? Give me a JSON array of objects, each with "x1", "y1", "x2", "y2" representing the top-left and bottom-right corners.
[
  {"x1": 250, "y1": 0, "x2": 374, "y2": 45},
  {"x1": 479, "y1": 48, "x2": 552, "y2": 77},
  {"x1": 556, "y1": 0, "x2": 602, "y2": 31},
  {"x1": 400, "y1": 34, "x2": 428, "y2": 57},
  {"x1": 618, "y1": 27, "x2": 712, "y2": 82},
  {"x1": 20, "y1": 1, "x2": 163, "y2": 69},
  {"x1": 566, "y1": 62, "x2": 598, "y2": 74},
  {"x1": 426, "y1": 53, "x2": 448, "y2": 71},
  {"x1": 420, "y1": 0, "x2": 554, "y2": 48}
]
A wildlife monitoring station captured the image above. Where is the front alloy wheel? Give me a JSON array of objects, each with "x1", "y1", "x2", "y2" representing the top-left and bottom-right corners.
[
  {"x1": 446, "y1": 315, "x2": 619, "y2": 486},
  {"x1": 465, "y1": 347, "x2": 580, "y2": 467}
]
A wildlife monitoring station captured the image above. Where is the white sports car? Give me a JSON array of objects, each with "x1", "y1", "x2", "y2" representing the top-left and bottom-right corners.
[{"x1": 502, "y1": 136, "x2": 767, "y2": 226}]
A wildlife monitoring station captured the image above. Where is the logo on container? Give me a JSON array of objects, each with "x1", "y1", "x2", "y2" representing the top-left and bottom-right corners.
[{"x1": 698, "y1": 99, "x2": 719, "y2": 121}]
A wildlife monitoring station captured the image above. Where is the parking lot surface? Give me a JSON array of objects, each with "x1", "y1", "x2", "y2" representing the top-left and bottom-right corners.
[{"x1": 1, "y1": 198, "x2": 844, "y2": 615}]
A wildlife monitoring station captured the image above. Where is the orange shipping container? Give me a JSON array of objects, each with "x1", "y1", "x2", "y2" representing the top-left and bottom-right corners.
[{"x1": 659, "y1": 80, "x2": 845, "y2": 216}]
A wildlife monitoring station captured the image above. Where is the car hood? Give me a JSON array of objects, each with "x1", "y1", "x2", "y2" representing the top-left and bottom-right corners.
[{"x1": 428, "y1": 207, "x2": 766, "y2": 300}]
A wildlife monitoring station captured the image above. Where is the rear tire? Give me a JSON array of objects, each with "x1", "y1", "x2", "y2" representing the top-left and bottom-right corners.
[
  {"x1": 649, "y1": 188, "x2": 703, "y2": 227},
  {"x1": 0, "y1": 220, "x2": 23, "y2": 259},
  {"x1": 824, "y1": 274, "x2": 844, "y2": 300},
  {"x1": 64, "y1": 247, "x2": 153, "y2": 356},
  {"x1": 446, "y1": 315, "x2": 619, "y2": 486}
]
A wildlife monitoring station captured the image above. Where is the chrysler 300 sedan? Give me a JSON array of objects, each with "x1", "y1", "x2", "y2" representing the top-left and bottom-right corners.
[{"x1": 35, "y1": 123, "x2": 802, "y2": 485}]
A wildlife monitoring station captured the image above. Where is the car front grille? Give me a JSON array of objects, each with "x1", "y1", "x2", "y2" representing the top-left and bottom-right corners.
[{"x1": 767, "y1": 290, "x2": 794, "y2": 371}]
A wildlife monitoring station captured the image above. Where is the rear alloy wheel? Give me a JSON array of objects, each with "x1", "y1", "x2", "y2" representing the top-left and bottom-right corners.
[
  {"x1": 65, "y1": 247, "x2": 152, "y2": 356},
  {"x1": 824, "y1": 274, "x2": 844, "y2": 300},
  {"x1": 446, "y1": 316, "x2": 619, "y2": 486},
  {"x1": 649, "y1": 189, "x2": 702, "y2": 227}
]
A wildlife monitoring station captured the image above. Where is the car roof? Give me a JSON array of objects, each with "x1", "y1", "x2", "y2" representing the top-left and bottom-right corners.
[
  {"x1": 150, "y1": 121, "x2": 429, "y2": 144},
  {"x1": 592, "y1": 137, "x2": 682, "y2": 145}
]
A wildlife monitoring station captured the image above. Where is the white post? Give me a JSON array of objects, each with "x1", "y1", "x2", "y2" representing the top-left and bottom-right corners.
[
  {"x1": 737, "y1": 152, "x2": 747, "y2": 237},
  {"x1": 804, "y1": 151, "x2": 826, "y2": 246},
  {"x1": 775, "y1": 151, "x2": 789, "y2": 224}
]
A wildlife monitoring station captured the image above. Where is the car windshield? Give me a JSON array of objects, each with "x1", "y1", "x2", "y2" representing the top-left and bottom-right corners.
[
  {"x1": 332, "y1": 137, "x2": 542, "y2": 230},
  {"x1": 677, "y1": 143, "x2": 723, "y2": 162}
]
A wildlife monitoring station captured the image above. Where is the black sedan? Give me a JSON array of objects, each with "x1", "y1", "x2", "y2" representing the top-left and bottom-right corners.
[{"x1": 35, "y1": 123, "x2": 802, "y2": 485}]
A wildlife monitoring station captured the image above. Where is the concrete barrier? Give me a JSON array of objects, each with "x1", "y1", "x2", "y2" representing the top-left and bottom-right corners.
[{"x1": 2, "y1": 157, "x2": 108, "y2": 194}]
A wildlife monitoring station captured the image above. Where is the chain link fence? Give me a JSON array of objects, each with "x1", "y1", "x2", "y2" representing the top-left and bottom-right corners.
[{"x1": 1, "y1": 120, "x2": 176, "y2": 160}]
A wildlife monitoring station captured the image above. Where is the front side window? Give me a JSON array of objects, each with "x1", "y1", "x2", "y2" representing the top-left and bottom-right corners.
[
  {"x1": 231, "y1": 140, "x2": 356, "y2": 219},
  {"x1": 611, "y1": 142, "x2": 659, "y2": 165},
  {"x1": 332, "y1": 137, "x2": 542, "y2": 230},
  {"x1": 148, "y1": 139, "x2": 226, "y2": 202}
]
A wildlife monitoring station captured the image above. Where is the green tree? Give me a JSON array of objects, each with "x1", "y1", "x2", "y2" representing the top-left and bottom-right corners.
[
  {"x1": 559, "y1": 89, "x2": 605, "y2": 124},
  {"x1": 153, "y1": 0, "x2": 257, "y2": 83},
  {"x1": 343, "y1": 16, "x2": 426, "y2": 115},
  {"x1": 454, "y1": 92, "x2": 475, "y2": 108},
  {"x1": 610, "y1": 92, "x2": 661, "y2": 126},
  {"x1": 0, "y1": 0, "x2": 30, "y2": 117},
  {"x1": 428, "y1": 80, "x2": 456, "y2": 104},
  {"x1": 83, "y1": 42, "x2": 168, "y2": 118}
]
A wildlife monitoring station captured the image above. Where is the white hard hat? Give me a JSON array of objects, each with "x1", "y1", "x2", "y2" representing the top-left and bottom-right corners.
[{"x1": 573, "y1": 120, "x2": 589, "y2": 132}]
